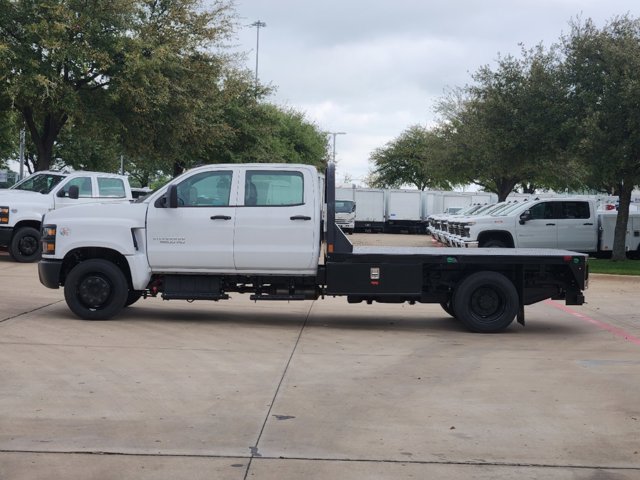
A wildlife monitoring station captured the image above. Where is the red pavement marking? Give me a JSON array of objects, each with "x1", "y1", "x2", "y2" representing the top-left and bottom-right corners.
[{"x1": 545, "y1": 300, "x2": 640, "y2": 346}]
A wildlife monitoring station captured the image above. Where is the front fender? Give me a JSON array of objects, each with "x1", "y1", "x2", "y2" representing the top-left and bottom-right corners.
[
  {"x1": 54, "y1": 221, "x2": 140, "y2": 258},
  {"x1": 44, "y1": 203, "x2": 148, "y2": 259}
]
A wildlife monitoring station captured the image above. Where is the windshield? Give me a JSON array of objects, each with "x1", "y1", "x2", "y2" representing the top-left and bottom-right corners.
[
  {"x1": 335, "y1": 200, "x2": 355, "y2": 213},
  {"x1": 10, "y1": 173, "x2": 66, "y2": 194},
  {"x1": 471, "y1": 203, "x2": 499, "y2": 215},
  {"x1": 494, "y1": 201, "x2": 529, "y2": 216},
  {"x1": 458, "y1": 204, "x2": 484, "y2": 215}
]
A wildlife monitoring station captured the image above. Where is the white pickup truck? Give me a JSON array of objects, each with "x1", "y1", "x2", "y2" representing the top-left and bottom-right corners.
[
  {"x1": 38, "y1": 163, "x2": 588, "y2": 333},
  {"x1": 0, "y1": 171, "x2": 132, "y2": 262},
  {"x1": 448, "y1": 197, "x2": 640, "y2": 256}
]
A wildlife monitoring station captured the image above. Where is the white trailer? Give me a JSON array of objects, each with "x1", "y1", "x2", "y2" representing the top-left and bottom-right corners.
[
  {"x1": 386, "y1": 189, "x2": 424, "y2": 233},
  {"x1": 335, "y1": 186, "x2": 356, "y2": 201},
  {"x1": 354, "y1": 188, "x2": 385, "y2": 232},
  {"x1": 442, "y1": 193, "x2": 473, "y2": 213},
  {"x1": 471, "y1": 192, "x2": 497, "y2": 205},
  {"x1": 422, "y1": 192, "x2": 442, "y2": 218}
]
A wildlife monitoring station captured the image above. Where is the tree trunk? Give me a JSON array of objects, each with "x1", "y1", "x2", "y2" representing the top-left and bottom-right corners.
[
  {"x1": 496, "y1": 178, "x2": 519, "y2": 202},
  {"x1": 22, "y1": 107, "x2": 68, "y2": 171},
  {"x1": 173, "y1": 161, "x2": 186, "y2": 178},
  {"x1": 521, "y1": 182, "x2": 537, "y2": 194},
  {"x1": 611, "y1": 181, "x2": 632, "y2": 261}
]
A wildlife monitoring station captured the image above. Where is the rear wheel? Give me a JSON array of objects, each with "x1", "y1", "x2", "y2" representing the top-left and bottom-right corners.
[
  {"x1": 64, "y1": 259, "x2": 128, "y2": 320},
  {"x1": 9, "y1": 227, "x2": 42, "y2": 262},
  {"x1": 452, "y1": 271, "x2": 518, "y2": 333},
  {"x1": 440, "y1": 300, "x2": 455, "y2": 318}
]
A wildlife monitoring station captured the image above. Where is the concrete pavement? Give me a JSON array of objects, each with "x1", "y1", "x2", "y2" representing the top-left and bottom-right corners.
[{"x1": 1, "y1": 242, "x2": 639, "y2": 479}]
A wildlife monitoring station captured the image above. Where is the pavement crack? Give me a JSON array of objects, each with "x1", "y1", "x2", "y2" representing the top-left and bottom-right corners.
[
  {"x1": 0, "y1": 300, "x2": 64, "y2": 324},
  {"x1": 2, "y1": 449, "x2": 639, "y2": 472},
  {"x1": 243, "y1": 300, "x2": 314, "y2": 480}
]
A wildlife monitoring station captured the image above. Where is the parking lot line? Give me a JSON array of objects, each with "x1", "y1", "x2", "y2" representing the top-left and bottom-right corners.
[{"x1": 545, "y1": 300, "x2": 640, "y2": 346}]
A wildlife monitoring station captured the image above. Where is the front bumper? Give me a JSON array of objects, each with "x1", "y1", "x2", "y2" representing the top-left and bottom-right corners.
[
  {"x1": 461, "y1": 240, "x2": 479, "y2": 248},
  {"x1": 38, "y1": 259, "x2": 63, "y2": 289}
]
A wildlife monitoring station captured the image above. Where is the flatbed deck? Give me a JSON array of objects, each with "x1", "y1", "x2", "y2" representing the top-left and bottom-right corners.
[{"x1": 349, "y1": 246, "x2": 587, "y2": 257}]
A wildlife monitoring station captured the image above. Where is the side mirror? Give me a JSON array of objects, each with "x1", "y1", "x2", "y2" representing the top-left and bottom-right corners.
[
  {"x1": 68, "y1": 185, "x2": 80, "y2": 200},
  {"x1": 352, "y1": 203, "x2": 356, "y2": 213},
  {"x1": 167, "y1": 184, "x2": 178, "y2": 208},
  {"x1": 519, "y1": 210, "x2": 531, "y2": 225}
]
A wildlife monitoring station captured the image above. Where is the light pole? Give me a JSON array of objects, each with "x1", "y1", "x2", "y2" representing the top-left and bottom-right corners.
[
  {"x1": 250, "y1": 20, "x2": 266, "y2": 88},
  {"x1": 327, "y1": 131, "x2": 346, "y2": 164}
]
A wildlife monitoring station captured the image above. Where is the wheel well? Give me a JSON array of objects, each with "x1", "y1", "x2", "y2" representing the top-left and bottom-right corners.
[
  {"x1": 12, "y1": 220, "x2": 41, "y2": 235},
  {"x1": 61, "y1": 247, "x2": 132, "y2": 288},
  {"x1": 478, "y1": 231, "x2": 514, "y2": 247}
]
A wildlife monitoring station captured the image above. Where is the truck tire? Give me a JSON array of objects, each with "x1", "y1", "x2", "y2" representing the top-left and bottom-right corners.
[
  {"x1": 440, "y1": 300, "x2": 456, "y2": 318},
  {"x1": 125, "y1": 290, "x2": 144, "y2": 307},
  {"x1": 64, "y1": 259, "x2": 128, "y2": 320},
  {"x1": 9, "y1": 226, "x2": 42, "y2": 263},
  {"x1": 482, "y1": 239, "x2": 507, "y2": 248},
  {"x1": 452, "y1": 271, "x2": 518, "y2": 333}
]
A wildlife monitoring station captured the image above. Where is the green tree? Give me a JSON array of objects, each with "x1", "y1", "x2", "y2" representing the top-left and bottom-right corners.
[
  {"x1": 0, "y1": 100, "x2": 17, "y2": 167},
  {"x1": 0, "y1": 0, "x2": 236, "y2": 171},
  {"x1": 206, "y1": 102, "x2": 329, "y2": 169},
  {"x1": 563, "y1": 15, "x2": 640, "y2": 260},
  {"x1": 438, "y1": 46, "x2": 574, "y2": 201},
  {"x1": 368, "y1": 125, "x2": 457, "y2": 190}
]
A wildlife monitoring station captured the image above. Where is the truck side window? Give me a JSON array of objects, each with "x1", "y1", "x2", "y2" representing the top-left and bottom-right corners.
[
  {"x1": 561, "y1": 201, "x2": 590, "y2": 219},
  {"x1": 528, "y1": 202, "x2": 554, "y2": 220},
  {"x1": 245, "y1": 171, "x2": 304, "y2": 206},
  {"x1": 65, "y1": 177, "x2": 93, "y2": 197},
  {"x1": 98, "y1": 178, "x2": 126, "y2": 198},
  {"x1": 176, "y1": 171, "x2": 232, "y2": 207}
]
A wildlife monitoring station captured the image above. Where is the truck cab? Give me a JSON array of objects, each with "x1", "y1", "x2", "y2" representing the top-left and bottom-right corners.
[
  {"x1": 145, "y1": 164, "x2": 322, "y2": 275},
  {"x1": 0, "y1": 171, "x2": 132, "y2": 261},
  {"x1": 457, "y1": 198, "x2": 598, "y2": 251},
  {"x1": 334, "y1": 199, "x2": 356, "y2": 234}
]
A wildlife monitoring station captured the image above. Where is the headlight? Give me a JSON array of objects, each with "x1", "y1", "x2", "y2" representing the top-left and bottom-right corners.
[
  {"x1": 42, "y1": 224, "x2": 57, "y2": 255},
  {"x1": 0, "y1": 206, "x2": 9, "y2": 224}
]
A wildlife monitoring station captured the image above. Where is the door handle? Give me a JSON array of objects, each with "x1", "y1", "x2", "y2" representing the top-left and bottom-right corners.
[
  {"x1": 545, "y1": 223, "x2": 556, "y2": 226},
  {"x1": 583, "y1": 222, "x2": 593, "y2": 226},
  {"x1": 210, "y1": 215, "x2": 232, "y2": 220},
  {"x1": 290, "y1": 215, "x2": 311, "y2": 221}
]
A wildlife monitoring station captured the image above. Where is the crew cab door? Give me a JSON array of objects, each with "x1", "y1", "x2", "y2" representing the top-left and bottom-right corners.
[
  {"x1": 52, "y1": 176, "x2": 99, "y2": 208},
  {"x1": 146, "y1": 169, "x2": 237, "y2": 271},
  {"x1": 53, "y1": 175, "x2": 130, "y2": 208},
  {"x1": 515, "y1": 201, "x2": 558, "y2": 248},
  {"x1": 557, "y1": 201, "x2": 597, "y2": 251},
  {"x1": 233, "y1": 167, "x2": 319, "y2": 273}
]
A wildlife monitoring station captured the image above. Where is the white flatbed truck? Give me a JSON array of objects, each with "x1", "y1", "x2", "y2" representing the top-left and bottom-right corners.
[{"x1": 38, "y1": 163, "x2": 588, "y2": 333}]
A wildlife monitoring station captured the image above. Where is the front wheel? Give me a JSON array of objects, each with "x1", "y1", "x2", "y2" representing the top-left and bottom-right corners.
[
  {"x1": 9, "y1": 227, "x2": 42, "y2": 262},
  {"x1": 452, "y1": 271, "x2": 518, "y2": 333},
  {"x1": 125, "y1": 290, "x2": 144, "y2": 307},
  {"x1": 64, "y1": 259, "x2": 128, "y2": 320},
  {"x1": 482, "y1": 239, "x2": 507, "y2": 248}
]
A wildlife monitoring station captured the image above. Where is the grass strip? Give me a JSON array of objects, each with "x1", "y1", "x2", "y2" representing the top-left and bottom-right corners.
[{"x1": 588, "y1": 258, "x2": 640, "y2": 276}]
